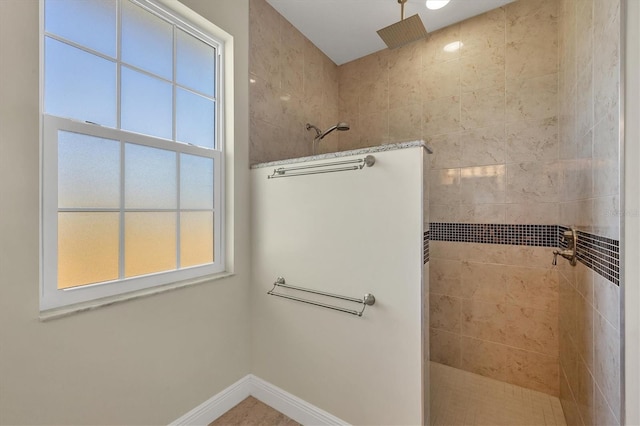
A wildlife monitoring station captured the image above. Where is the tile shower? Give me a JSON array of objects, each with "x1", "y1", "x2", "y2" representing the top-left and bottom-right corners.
[
  {"x1": 557, "y1": 0, "x2": 622, "y2": 424},
  {"x1": 248, "y1": 0, "x2": 622, "y2": 423}
]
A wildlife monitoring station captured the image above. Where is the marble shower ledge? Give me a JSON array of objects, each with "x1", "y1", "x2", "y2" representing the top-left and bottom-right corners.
[{"x1": 250, "y1": 140, "x2": 433, "y2": 169}]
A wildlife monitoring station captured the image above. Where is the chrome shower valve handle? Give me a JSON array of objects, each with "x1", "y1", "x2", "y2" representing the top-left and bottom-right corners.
[
  {"x1": 552, "y1": 228, "x2": 578, "y2": 266},
  {"x1": 553, "y1": 249, "x2": 577, "y2": 266}
]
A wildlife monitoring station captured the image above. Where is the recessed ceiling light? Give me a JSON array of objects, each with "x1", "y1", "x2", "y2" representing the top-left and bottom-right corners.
[
  {"x1": 443, "y1": 41, "x2": 463, "y2": 52},
  {"x1": 426, "y1": 0, "x2": 450, "y2": 10}
]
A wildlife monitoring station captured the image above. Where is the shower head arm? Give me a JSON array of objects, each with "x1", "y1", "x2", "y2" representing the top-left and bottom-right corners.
[
  {"x1": 307, "y1": 122, "x2": 350, "y2": 141},
  {"x1": 317, "y1": 125, "x2": 339, "y2": 141},
  {"x1": 399, "y1": 0, "x2": 407, "y2": 20}
]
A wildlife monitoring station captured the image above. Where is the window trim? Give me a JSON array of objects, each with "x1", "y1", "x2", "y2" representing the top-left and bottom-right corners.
[{"x1": 39, "y1": 0, "x2": 233, "y2": 313}]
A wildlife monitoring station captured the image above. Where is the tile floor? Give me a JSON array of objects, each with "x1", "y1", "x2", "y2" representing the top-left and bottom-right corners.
[
  {"x1": 209, "y1": 396, "x2": 299, "y2": 426},
  {"x1": 209, "y1": 363, "x2": 567, "y2": 425},
  {"x1": 430, "y1": 362, "x2": 567, "y2": 426}
]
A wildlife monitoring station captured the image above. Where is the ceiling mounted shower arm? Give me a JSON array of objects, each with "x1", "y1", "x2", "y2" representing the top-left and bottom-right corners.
[{"x1": 399, "y1": 0, "x2": 407, "y2": 20}]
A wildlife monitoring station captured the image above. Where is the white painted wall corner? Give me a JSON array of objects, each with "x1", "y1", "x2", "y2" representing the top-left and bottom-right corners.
[
  {"x1": 170, "y1": 375, "x2": 348, "y2": 426},
  {"x1": 169, "y1": 375, "x2": 252, "y2": 426}
]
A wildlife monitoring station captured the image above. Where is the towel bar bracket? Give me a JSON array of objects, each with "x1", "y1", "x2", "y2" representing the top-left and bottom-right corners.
[{"x1": 363, "y1": 293, "x2": 376, "y2": 306}]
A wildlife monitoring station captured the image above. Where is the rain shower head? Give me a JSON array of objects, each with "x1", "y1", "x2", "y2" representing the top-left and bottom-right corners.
[{"x1": 377, "y1": 0, "x2": 428, "y2": 49}]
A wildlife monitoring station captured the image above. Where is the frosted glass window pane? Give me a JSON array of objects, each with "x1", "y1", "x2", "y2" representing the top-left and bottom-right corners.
[
  {"x1": 121, "y1": 67, "x2": 172, "y2": 139},
  {"x1": 180, "y1": 154, "x2": 213, "y2": 209},
  {"x1": 58, "y1": 212, "x2": 119, "y2": 289},
  {"x1": 122, "y1": 0, "x2": 172, "y2": 79},
  {"x1": 125, "y1": 212, "x2": 176, "y2": 277},
  {"x1": 125, "y1": 144, "x2": 176, "y2": 209},
  {"x1": 45, "y1": 37, "x2": 116, "y2": 126},
  {"x1": 58, "y1": 131, "x2": 120, "y2": 209},
  {"x1": 176, "y1": 29, "x2": 216, "y2": 96},
  {"x1": 177, "y1": 89, "x2": 215, "y2": 149},
  {"x1": 45, "y1": 0, "x2": 116, "y2": 57},
  {"x1": 180, "y1": 212, "x2": 214, "y2": 267}
]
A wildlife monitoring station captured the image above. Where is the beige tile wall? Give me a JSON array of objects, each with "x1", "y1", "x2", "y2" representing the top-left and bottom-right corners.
[
  {"x1": 429, "y1": 241, "x2": 560, "y2": 395},
  {"x1": 249, "y1": 0, "x2": 339, "y2": 165},
  {"x1": 557, "y1": 0, "x2": 621, "y2": 242},
  {"x1": 557, "y1": 0, "x2": 622, "y2": 424},
  {"x1": 338, "y1": 0, "x2": 560, "y2": 226}
]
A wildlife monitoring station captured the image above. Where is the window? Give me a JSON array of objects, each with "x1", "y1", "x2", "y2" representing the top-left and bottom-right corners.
[{"x1": 41, "y1": 0, "x2": 228, "y2": 311}]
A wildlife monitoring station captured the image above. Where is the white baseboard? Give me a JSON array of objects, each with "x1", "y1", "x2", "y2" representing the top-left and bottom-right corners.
[
  {"x1": 170, "y1": 374, "x2": 348, "y2": 426},
  {"x1": 248, "y1": 375, "x2": 348, "y2": 426},
  {"x1": 169, "y1": 375, "x2": 252, "y2": 426}
]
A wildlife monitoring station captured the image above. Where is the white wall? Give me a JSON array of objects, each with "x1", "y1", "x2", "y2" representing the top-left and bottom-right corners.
[
  {"x1": 250, "y1": 147, "x2": 426, "y2": 425},
  {"x1": 0, "y1": 1, "x2": 251, "y2": 424}
]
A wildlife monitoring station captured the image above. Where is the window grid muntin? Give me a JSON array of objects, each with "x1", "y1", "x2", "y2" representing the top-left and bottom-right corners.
[
  {"x1": 54, "y1": 123, "x2": 217, "y2": 284},
  {"x1": 58, "y1": 208, "x2": 213, "y2": 212},
  {"x1": 172, "y1": 16, "x2": 178, "y2": 142},
  {"x1": 118, "y1": 137, "x2": 125, "y2": 278},
  {"x1": 116, "y1": 0, "x2": 122, "y2": 129},
  {"x1": 42, "y1": 115, "x2": 221, "y2": 309},
  {"x1": 43, "y1": 0, "x2": 219, "y2": 148},
  {"x1": 176, "y1": 148, "x2": 182, "y2": 269}
]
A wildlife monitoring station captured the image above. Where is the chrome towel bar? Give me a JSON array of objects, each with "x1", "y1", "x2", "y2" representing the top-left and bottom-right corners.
[
  {"x1": 267, "y1": 276, "x2": 376, "y2": 317},
  {"x1": 267, "y1": 155, "x2": 375, "y2": 179}
]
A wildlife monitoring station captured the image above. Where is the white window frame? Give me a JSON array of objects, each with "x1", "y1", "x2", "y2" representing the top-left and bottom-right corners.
[{"x1": 39, "y1": 0, "x2": 232, "y2": 312}]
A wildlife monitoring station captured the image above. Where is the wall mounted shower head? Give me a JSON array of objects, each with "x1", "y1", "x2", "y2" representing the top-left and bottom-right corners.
[
  {"x1": 317, "y1": 122, "x2": 350, "y2": 140},
  {"x1": 307, "y1": 122, "x2": 351, "y2": 154},
  {"x1": 306, "y1": 122, "x2": 350, "y2": 141}
]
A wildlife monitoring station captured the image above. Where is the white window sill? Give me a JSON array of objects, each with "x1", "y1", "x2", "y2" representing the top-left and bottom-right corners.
[{"x1": 39, "y1": 271, "x2": 235, "y2": 322}]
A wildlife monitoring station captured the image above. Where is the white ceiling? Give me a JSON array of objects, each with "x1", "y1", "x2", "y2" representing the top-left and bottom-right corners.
[{"x1": 265, "y1": 0, "x2": 516, "y2": 65}]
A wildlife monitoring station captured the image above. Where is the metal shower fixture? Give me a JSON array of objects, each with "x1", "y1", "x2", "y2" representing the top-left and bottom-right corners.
[
  {"x1": 306, "y1": 122, "x2": 350, "y2": 154},
  {"x1": 306, "y1": 122, "x2": 350, "y2": 141},
  {"x1": 377, "y1": 0, "x2": 428, "y2": 49}
]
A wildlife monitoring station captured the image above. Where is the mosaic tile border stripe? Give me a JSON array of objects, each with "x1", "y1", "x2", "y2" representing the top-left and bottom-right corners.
[
  {"x1": 559, "y1": 226, "x2": 620, "y2": 286},
  {"x1": 429, "y1": 223, "x2": 620, "y2": 286},
  {"x1": 430, "y1": 223, "x2": 557, "y2": 247}
]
